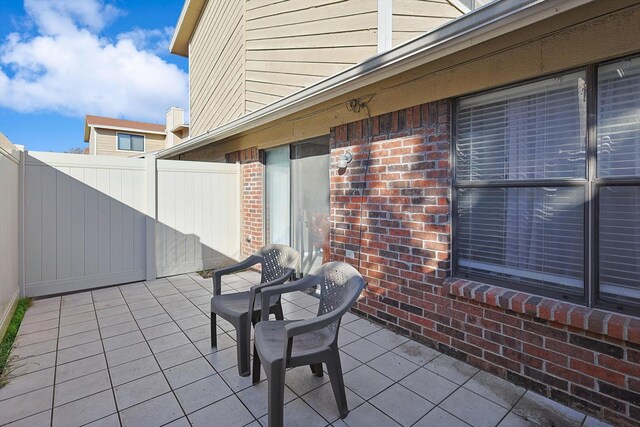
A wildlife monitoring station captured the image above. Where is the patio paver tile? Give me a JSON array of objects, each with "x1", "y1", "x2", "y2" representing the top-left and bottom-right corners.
[
  {"x1": 126, "y1": 299, "x2": 160, "y2": 311},
  {"x1": 17, "y1": 318, "x2": 59, "y2": 335},
  {"x1": 147, "y1": 332, "x2": 190, "y2": 354},
  {"x1": 102, "y1": 330, "x2": 144, "y2": 352},
  {"x1": 155, "y1": 343, "x2": 202, "y2": 370},
  {"x1": 55, "y1": 354, "x2": 107, "y2": 384},
  {"x1": 156, "y1": 293, "x2": 189, "y2": 304},
  {"x1": 59, "y1": 311, "x2": 95, "y2": 327},
  {"x1": 343, "y1": 365, "x2": 393, "y2": 400},
  {"x1": 188, "y1": 395, "x2": 253, "y2": 427},
  {"x1": 440, "y1": 387, "x2": 509, "y2": 427},
  {"x1": 56, "y1": 340, "x2": 103, "y2": 365},
  {"x1": 96, "y1": 305, "x2": 130, "y2": 319},
  {"x1": 391, "y1": 341, "x2": 440, "y2": 366},
  {"x1": 168, "y1": 307, "x2": 202, "y2": 320},
  {"x1": 367, "y1": 351, "x2": 420, "y2": 381},
  {"x1": 83, "y1": 413, "x2": 120, "y2": 427},
  {"x1": 163, "y1": 417, "x2": 191, "y2": 427},
  {"x1": 338, "y1": 402, "x2": 400, "y2": 427},
  {"x1": 109, "y1": 355, "x2": 160, "y2": 386},
  {"x1": 219, "y1": 365, "x2": 255, "y2": 392},
  {"x1": 496, "y1": 412, "x2": 539, "y2": 427},
  {"x1": 58, "y1": 319, "x2": 98, "y2": 338},
  {"x1": 512, "y1": 391, "x2": 586, "y2": 427},
  {"x1": 301, "y1": 381, "x2": 364, "y2": 423},
  {"x1": 183, "y1": 324, "x2": 210, "y2": 342},
  {"x1": 463, "y1": 370, "x2": 527, "y2": 409},
  {"x1": 113, "y1": 371, "x2": 170, "y2": 410},
  {"x1": 53, "y1": 370, "x2": 111, "y2": 407},
  {"x1": 0, "y1": 367, "x2": 54, "y2": 402},
  {"x1": 413, "y1": 407, "x2": 471, "y2": 427},
  {"x1": 259, "y1": 398, "x2": 328, "y2": 427},
  {"x1": 336, "y1": 350, "x2": 362, "y2": 374},
  {"x1": 14, "y1": 328, "x2": 59, "y2": 347},
  {"x1": 398, "y1": 367, "x2": 458, "y2": 405},
  {"x1": 163, "y1": 357, "x2": 216, "y2": 389},
  {"x1": 91, "y1": 288, "x2": 122, "y2": 302},
  {"x1": 61, "y1": 293, "x2": 92, "y2": 308},
  {"x1": 60, "y1": 303, "x2": 94, "y2": 318},
  {"x1": 425, "y1": 354, "x2": 479, "y2": 385},
  {"x1": 174, "y1": 314, "x2": 209, "y2": 330},
  {"x1": 282, "y1": 365, "x2": 330, "y2": 396},
  {"x1": 105, "y1": 341, "x2": 151, "y2": 367},
  {"x1": 370, "y1": 383, "x2": 434, "y2": 427},
  {"x1": 20, "y1": 310, "x2": 59, "y2": 325},
  {"x1": 122, "y1": 292, "x2": 155, "y2": 303},
  {"x1": 93, "y1": 298, "x2": 126, "y2": 311},
  {"x1": 135, "y1": 312, "x2": 173, "y2": 329},
  {"x1": 99, "y1": 320, "x2": 139, "y2": 339},
  {"x1": 337, "y1": 329, "x2": 360, "y2": 348},
  {"x1": 204, "y1": 346, "x2": 237, "y2": 372},
  {"x1": 97, "y1": 311, "x2": 135, "y2": 328},
  {"x1": 120, "y1": 392, "x2": 184, "y2": 427},
  {"x1": 131, "y1": 305, "x2": 165, "y2": 320},
  {"x1": 0, "y1": 386, "x2": 53, "y2": 425},
  {"x1": 3, "y1": 409, "x2": 51, "y2": 427},
  {"x1": 11, "y1": 351, "x2": 56, "y2": 376},
  {"x1": 174, "y1": 374, "x2": 233, "y2": 414},
  {"x1": 237, "y1": 381, "x2": 296, "y2": 419},
  {"x1": 140, "y1": 321, "x2": 181, "y2": 340},
  {"x1": 342, "y1": 318, "x2": 382, "y2": 337},
  {"x1": 340, "y1": 338, "x2": 387, "y2": 364},
  {"x1": 57, "y1": 329, "x2": 101, "y2": 350},
  {"x1": 365, "y1": 328, "x2": 409, "y2": 350}
]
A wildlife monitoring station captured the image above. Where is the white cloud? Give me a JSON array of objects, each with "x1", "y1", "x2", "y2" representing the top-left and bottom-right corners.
[
  {"x1": 117, "y1": 27, "x2": 175, "y2": 55},
  {"x1": 0, "y1": 0, "x2": 188, "y2": 123}
]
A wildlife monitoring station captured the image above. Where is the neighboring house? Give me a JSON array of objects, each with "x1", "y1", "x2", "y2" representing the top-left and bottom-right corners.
[
  {"x1": 84, "y1": 107, "x2": 189, "y2": 157},
  {"x1": 163, "y1": 1, "x2": 640, "y2": 425}
]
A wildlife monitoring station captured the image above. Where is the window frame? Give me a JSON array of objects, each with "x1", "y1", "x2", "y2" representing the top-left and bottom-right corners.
[
  {"x1": 116, "y1": 132, "x2": 145, "y2": 152},
  {"x1": 452, "y1": 59, "x2": 640, "y2": 315}
]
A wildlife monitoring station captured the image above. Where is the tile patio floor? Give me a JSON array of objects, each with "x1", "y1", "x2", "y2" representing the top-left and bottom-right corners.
[{"x1": 0, "y1": 272, "x2": 613, "y2": 427}]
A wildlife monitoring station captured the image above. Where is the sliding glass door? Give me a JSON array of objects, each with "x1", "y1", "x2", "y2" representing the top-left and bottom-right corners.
[{"x1": 264, "y1": 137, "x2": 330, "y2": 274}]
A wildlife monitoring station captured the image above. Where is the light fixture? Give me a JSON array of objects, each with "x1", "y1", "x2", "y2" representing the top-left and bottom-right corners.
[{"x1": 337, "y1": 151, "x2": 353, "y2": 169}]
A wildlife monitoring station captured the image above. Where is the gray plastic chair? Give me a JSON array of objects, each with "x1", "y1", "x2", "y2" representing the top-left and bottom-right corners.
[
  {"x1": 252, "y1": 262, "x2": 365, "y2": 427},
  {"x1": 210, "y1": 244, "x2": 301, "y2": 376}
]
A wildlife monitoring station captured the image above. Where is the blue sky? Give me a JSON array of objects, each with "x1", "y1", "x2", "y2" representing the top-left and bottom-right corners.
[{"x1": 0, "y1": 0, "x2": 188, "y2": 152}]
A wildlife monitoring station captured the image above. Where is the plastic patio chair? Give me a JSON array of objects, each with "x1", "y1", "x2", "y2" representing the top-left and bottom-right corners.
[
  {"x1": 252, "y1": 261, "x2": 366, "y2": 427},
  {"x1": 210, "y1": 244, "x2": 301, "y2": 376}
]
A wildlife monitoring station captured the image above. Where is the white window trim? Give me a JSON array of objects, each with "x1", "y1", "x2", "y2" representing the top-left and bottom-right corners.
[{"x1": 116, "y1": 132, "x2": 146, "y2": 153}]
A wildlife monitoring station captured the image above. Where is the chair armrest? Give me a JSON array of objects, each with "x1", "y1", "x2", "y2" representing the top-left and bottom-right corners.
[
  {"x1": 212, "y1": 255, "x2": 261, "y2": 295},
  {"x1": 245, "y1": 267, "x2": 295, "y2": 340},
  {"x1": 259, "y1": 274, "x2": 318, "y2": 321}
]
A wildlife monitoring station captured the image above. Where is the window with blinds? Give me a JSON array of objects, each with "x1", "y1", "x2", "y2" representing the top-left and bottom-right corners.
[
  {"x1": 454, "y1": 55, "x2": 640, "y2": 312},
  {"x1": 597, "y1": 57, "x2": 640, "y2": 308}
]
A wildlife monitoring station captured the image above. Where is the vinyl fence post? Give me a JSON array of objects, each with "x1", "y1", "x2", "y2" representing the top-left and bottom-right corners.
[{"x1": 146, "y1": 155, "x2": 157, "y2": 281}]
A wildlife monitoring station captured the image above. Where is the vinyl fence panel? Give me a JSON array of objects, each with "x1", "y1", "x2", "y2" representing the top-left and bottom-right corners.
[{"x1": 156, "y1": 160, "x2": 241, "y2": 277}]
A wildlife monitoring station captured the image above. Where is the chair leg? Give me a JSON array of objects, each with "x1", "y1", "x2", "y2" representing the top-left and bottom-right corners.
[
  {"x1": 266, "y1": 360, "x2": 286, "y2": 427},
  {"x1": 326, "y1": 353, "x2": 348, "y2": 419},
  {"x1": 310, "y1": 363, "x2": 323, "y2": 377},
  {"x1": 252, "y1": 344, "x2": 261, "y2": 384},
  {"x1": 274, "y1": 302, "x2": 284, "y2": 320},
  {"x1": 236, "y1": 316, "x2": 251, "y2": 377},
  {"x1": 210, "y1": 313, "x2": 217, "y2": 348}
]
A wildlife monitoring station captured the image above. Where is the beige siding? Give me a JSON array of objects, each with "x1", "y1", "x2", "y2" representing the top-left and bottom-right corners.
[
  {"x1": 189, "y1": 0, "x2": 245, "y2": 137},
  {"x1": 95, "y1": 129, "x2": 166, "y2": 157},
  {"x1": 245, "y1": 0, "x2": 378, "y2": 113},
  {"x1": 392, "y1": 0, "x2": 462, "y2": 46}
]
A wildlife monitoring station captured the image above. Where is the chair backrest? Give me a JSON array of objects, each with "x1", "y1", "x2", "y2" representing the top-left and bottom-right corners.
[
  {"x1": 316, "y1": 262, "x2": 366, "y2": 333},
  {"x1": 258, "y1": 244, "x2": 301, "y2": 283}
]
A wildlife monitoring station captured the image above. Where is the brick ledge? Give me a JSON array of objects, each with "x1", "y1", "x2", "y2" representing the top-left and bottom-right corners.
[{"x1": 443, "y1": 278, "x2": 640, "y2": 346}]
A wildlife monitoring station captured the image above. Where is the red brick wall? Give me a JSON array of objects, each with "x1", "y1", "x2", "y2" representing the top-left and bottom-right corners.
[
  {"x1": 228, "y1": 147, "x2": 264, "y2": 259},
  {"x1": 329, "y1": 100, "x2": 640, "y2": 426}
]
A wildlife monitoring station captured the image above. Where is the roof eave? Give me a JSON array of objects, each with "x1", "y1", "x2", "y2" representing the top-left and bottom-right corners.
[
  {"x1": 169, "y1": 0, "x2": 206, "y2": 57},
  {"x1": 158, "y1": 0, "x2": 597, "y2": 159}
]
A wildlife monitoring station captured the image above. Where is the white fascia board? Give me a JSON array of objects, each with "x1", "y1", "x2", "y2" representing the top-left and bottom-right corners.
[
  {"x1": 89, "y1": 124, "x2": 166, "y2": 136},
  {"x1": 157, "y1": 0, "x2": 597, "y2": 160}
]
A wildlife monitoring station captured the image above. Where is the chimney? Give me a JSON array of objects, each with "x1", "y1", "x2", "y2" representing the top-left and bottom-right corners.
[{"x1": 165, "y1": 107, "x2": 185, "y2": 148}]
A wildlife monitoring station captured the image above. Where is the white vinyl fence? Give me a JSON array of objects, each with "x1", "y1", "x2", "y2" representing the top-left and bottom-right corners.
[
  {"x1": 21, "y1": 151, "x2": 240, "y2": 297},
  {"x1": 0, "y1": 134, "x2": 21, "y2": 335},
  {"x1": 156, "y1": 160, "x2": 240, "y2": 277}
]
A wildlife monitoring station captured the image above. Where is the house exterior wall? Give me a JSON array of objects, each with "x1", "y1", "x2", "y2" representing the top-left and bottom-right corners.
[
  {"x1": 94, "y1": 129, "x2": 167, "y2": 157},
  {"x1": 329, "y1": 103, "x2": 640, "y2": 427},
  {"x1": 391, "y1": 0, "x2": 462, "y2": 47},
  {"x1": 189, "y1": 0, "x2": 245, "y2": 137}
]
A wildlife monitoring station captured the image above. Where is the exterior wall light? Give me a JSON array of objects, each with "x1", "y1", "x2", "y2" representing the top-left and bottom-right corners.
[{"x1": 337, "y1": 152, "x2": 353, "y2": 169}]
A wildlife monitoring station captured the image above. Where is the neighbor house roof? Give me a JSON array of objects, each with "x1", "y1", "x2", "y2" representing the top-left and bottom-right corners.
[
  {"x1": 159, "y1": 0, "x2": 595, "y2": 159},
  {"x1": 84, "y1": 115, "x2": 166, "y2": 142}
]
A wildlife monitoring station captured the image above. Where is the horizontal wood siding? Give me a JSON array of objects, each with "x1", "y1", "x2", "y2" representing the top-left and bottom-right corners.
[
  {"x1": 392, "y1": 0, "x2": 462, "y2": 46},
  {"x1": 245, "y1": 0, "x2": 378, "y2": 113},
  {"x1": 190, "y1": 0, "x2": 245, "y2": 137},
  {"x1": 95, "y1": 129, "x2": 166, "y2": 157}
]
